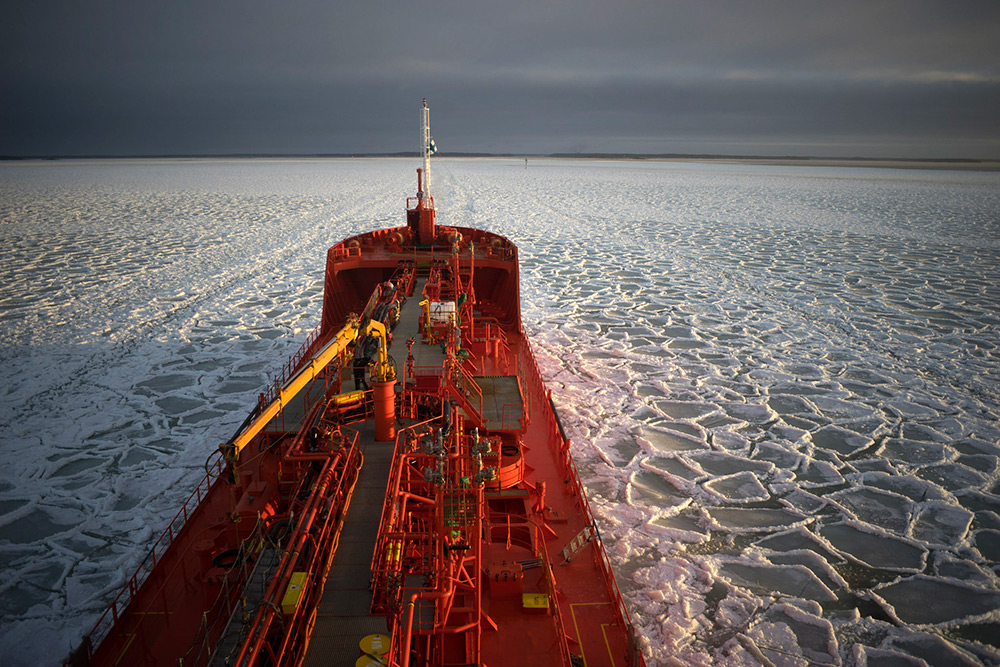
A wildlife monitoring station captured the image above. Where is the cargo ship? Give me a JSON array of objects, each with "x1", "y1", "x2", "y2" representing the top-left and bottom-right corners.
[{"x1": 69, "y1": 100, "x2": 644, "y2": 667}]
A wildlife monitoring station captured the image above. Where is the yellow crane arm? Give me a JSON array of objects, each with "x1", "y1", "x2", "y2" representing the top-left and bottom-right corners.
[{"x1": 224, "y1": 317, "x2": 360, "y2": 460}]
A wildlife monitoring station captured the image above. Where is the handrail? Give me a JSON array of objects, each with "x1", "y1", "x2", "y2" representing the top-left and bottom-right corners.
[
  {"x1": 501, "y1": 403, "x2": 523, "y2": 431},
  {"x1": 406, "y1": 195, "x2": 434, "y2": 210},
  {"x1": 274, "y1": 324, "x2": 322, "y2": 397},
  {"x1": 81, "y1": 456, "x2": 225, "y2": 655},
  {"x1": 532, "y1": 522, "x2": 573, "y2": 664},
  {"x1": 517, "y1": 328, "x2": 641, "y2": 649},
  {"x1": 457, "y1": 365, "x2": 483, "y2": 420},
  {"x1": 464, "y1": 319, "x2": 513, "y2": 376},
  {"x1": 330, "y1": 245, "x2": 362, "y2": 260},
  {"x1": 233, "y1": 432, "x2": 361, "y2": 664}
]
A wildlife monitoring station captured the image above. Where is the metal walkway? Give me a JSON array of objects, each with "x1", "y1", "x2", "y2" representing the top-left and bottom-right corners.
[
  {"x1": 303, "y1": 420, "x2": 392, "y2": 666},
  {"x1": 398, "y1": 277, "x2": 445, "y2": 372},
  {"x1": 473, "y1": 375, "x2": 524, "y2": 431},
  {"x1": 304, "y1": 280, "x2": 435, "y2": 665}
]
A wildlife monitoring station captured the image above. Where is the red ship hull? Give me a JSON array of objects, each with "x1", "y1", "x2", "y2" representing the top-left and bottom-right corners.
[{"x1": 70, "y1": 105, "x2": 644, "y2": 667}]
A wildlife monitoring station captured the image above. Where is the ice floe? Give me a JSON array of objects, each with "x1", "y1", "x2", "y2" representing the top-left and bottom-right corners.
[
  {"x1": 827, "y1": 486, "x2": 914, "y2": 533},
  {"x1": 820, "y1": 520, "x2": 928, "y2": 572},
  {"x1": 703, "y1": 471, "x2": 771, "y2": 503},
  {"x1": 713, "y1": 556, "x2": 838, "y2": 602},
  {"x1": 873, "y1": 575, "x2": 1000, "y2": 626}
]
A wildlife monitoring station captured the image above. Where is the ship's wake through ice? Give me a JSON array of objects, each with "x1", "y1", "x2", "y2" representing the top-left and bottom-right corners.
[{"x1": 1, "y1": 159, "x2": 999, "y2": 666}]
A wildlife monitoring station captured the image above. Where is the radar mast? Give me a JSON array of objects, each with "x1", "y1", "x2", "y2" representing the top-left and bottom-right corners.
[
  {"x1": 420, "y1": 98, "x2": 433, "y2": 204},
  {"x1": 408, "y1": 99, "x2": 437, "y2": 243}
]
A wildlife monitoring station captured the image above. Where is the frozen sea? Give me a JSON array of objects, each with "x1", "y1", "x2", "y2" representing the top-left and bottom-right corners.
[{"x1": 1, "y1": 157, "x2": 999, "y2": 666}]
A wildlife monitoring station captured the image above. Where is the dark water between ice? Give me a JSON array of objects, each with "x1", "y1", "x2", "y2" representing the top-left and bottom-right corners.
[{"x1": 1, "y1": 158, "x2": 999, "y2": 665}]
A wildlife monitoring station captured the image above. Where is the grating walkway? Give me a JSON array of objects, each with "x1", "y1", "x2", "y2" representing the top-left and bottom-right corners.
[
  {"x1": 303, "y1": 421, "x2": 393, "y2": 666},
  {"x1": 474, "y1": 375, "x2": 524, "y2": 431},
  {"x1": 395, "y1": 277, "x2": 445, "y2": 372},
  {"x1": 305, "y1": 277, "x2": 463, "y2": 664}
]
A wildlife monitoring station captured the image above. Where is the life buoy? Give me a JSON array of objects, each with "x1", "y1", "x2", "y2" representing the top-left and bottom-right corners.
[
  {"x1": 212, "y1": 548, "x2": 241, "y2": 569},
  {"x1": 268, "y1": 520, "x2": 293, "y2": 546}
]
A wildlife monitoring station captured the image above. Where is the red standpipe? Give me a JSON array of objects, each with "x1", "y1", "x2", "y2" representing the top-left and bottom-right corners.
[
  {"x1": 400, "y1": 562, "x2": 457, "y2": 667},
  {"x1": 373, "y1": 379, "x2": 397, "y2": 441}
]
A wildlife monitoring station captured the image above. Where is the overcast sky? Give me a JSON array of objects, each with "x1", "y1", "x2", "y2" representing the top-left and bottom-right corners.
[{"x1": 2, "y1": 1, "x2": 998, "y2": 158}]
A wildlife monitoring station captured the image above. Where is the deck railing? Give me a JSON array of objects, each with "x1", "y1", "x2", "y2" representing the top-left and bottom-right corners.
[
  {"x1": 533, "y1": 522, "x2": 574, "y2": 665},
  {"x1": 80, "y1": 456, "x2": 225, "y2": 655},
  {"x1": 516, "y1": 325, "x2": 640, "y2": 649},
  {"x1": 79, "y1": 315, "x2": 332, "y2": 657},
  {"x1": 456, "y1": 365, "x2": 484, "y2": 420},
  {"x1": 464, "y1": 318, "x2": 513, "y2": 375},
  {"x1": 501, "y1": 403, "x2": 523, "y2": 431},
  {"x1": 271, "y1": 324, "x2": 322, "y2": 399}
]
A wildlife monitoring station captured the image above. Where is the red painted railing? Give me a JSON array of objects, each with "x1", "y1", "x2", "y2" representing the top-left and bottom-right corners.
[
  {"x1": 516, "y1": 326, "x2": 642, "y2": 658},
  {"x1": 81, "y1": 456, "x2": 225, "y2": 654}
]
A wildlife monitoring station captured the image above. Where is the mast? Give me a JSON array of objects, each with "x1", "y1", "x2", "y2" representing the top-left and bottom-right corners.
[
  {"x1": 409, "y1": 99, "x2": 437, "y2": 243},
  {"x1": 420, "y1": 98, "x2": 433, "y2": 204}
]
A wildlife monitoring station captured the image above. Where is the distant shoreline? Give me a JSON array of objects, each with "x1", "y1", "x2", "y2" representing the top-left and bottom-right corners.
[
  {"x1": 640, "y1": 156, "x2": 1000, "y2": 171},
  {"x1": 2, "y1": 153, "x2": 998, "y2": 172}
]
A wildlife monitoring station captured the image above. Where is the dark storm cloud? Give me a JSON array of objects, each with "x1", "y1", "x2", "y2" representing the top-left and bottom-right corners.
[{"x1": 2, "y1": 0, "x2": 998, "y2": 157}]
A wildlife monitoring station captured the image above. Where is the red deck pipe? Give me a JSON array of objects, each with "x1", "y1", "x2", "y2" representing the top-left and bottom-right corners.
[
  {"x1": 234, "y1": 451, "x2": 342, "y2": 664},
  {"x1": 400, "y1": 565, "x2": 457, "y2": 667}
]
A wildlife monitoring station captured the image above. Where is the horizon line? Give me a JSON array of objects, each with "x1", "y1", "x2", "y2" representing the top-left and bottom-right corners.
[{"x1": 2, "y1": 151, "x2": 997, "y2": 166}]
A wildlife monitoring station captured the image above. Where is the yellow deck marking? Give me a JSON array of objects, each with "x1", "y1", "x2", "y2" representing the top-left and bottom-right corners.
[
  {"x1": 569, "y1": 602, "x2": 614, "y2": 666},
  {"x1": 570, "y1": 603, "x2": 585, "y2": 666},
  {"x1": 112, "y1": 611, "x2": 173, "y2": 664},
  {"x1": 114, "y1": 634, "x2": 135, "y2": 666},
  {"x1": 602, "y1": 623, "x2": 615, "y2": 664}
]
